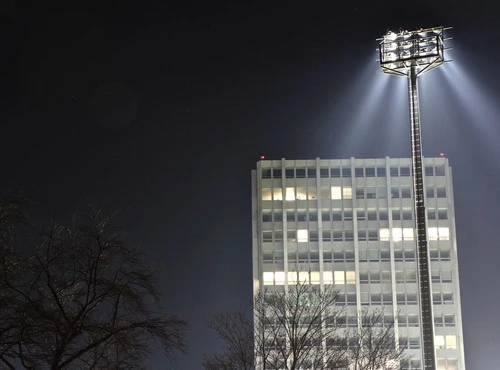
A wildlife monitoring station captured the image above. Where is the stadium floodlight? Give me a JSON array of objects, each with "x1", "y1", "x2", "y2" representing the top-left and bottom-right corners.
[{"x1": 377, "y1": 26, "x2": 451, "y2": 370}]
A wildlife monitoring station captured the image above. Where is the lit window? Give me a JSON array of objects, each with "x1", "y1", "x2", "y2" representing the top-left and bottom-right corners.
[
  {"x1": 446, "y1": 336, "x2": 457, "y2": 349},
  {"x1": 428, "y1": 227, "x2": 449, "y2": 240},
  {"x1": 287, "y1": 271, "x2": 309, "y2": 285},
  {"x1": 310, "y1": 271, "x2": 320, "y2": 285},
  {"x1": 403, "y1": 228, "x2": 414, "y2": 240},
  {"x1": 285, "y1": 187, "x2": 295, "y2": 201},
  {"x1": 275, "y1": 271, "x2": 285, "y2": 285},
  {"x1": 392, "y1": 228, "x2": 403, "y2": 242},
  {"x1": 262, "y1": 188, "x2": 272, "y2": 200},
  {"x1": 323, "y1": 271, "x2": 333, "y2": 284},
  {"x1": 296, "y1": 187, "x2": 307, "y2": 200},
  {"x1": 263, "y1": 272, "x2": 274, "y2": 285},
  {"x1": 438, "y1": 227, "x2": 450, "y2": 240},
  {"x1": 273, "y1": 188, "x2": 283, "y2": 201},
  {"x1": 428, "y1": 227, "x2": 439, "y2": 241},
  {"x1": 334, "y1": 271, "x2": 345, "y2": 285},
  {"x1": 380, "y1": 228, "x2": 390, "y2": 241},
  {"x1": 346, "y1": 271, "x2": 356, "y2": 284},
  {"x1": 297, "y1": 229, "x2": 308, "y2": 242},
  {"x1": 331, "y1": 186, "x2": 342, "y2": 200},
  {"x1": 343, "y1": 186, "x2": 352, "y2": 199}
]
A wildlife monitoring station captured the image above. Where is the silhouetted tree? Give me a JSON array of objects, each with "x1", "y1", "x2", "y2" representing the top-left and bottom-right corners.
[
  {"x1": 345, "y1": 309, "x2": 408, "y2": 370},
  {"x1": 0, "y1": 198, "x2": 187, "y2": 369},
  {"x1": 205, "y1": 281, "x2": 408, "y2": 370},
  {"x1": 202, "y1": 310, "x2": 254, "y2": 370}
]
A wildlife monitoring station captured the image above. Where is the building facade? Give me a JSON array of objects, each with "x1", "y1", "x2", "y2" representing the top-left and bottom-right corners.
[{"x1": 251, "y1": 157, "x2": 465, "y2": 370}]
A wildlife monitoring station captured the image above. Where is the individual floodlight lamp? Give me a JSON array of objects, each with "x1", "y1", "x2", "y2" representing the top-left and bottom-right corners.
[{"x1": 377, "y1": 26, "x2": 451, "y2": 370}]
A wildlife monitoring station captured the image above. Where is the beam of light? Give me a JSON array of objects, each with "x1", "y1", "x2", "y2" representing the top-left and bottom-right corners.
[
  {"x1": 431, "y1": 53, "x2": 500, "y2": 160},
  {"x1": 322, "y1": 55, "x2": 408, "y2": 158}
]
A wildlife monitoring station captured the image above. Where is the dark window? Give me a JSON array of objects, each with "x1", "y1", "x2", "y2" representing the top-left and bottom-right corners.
[
  {"x1": 355, "y1": 168, "x2": 364, "y2": 177},
  {"x1": 436, "y1": 187, "x2": 447, "y2": 198},
  {"x1": 425, "y1": 166, "x2": 434, "y2": 176},
  {"x1": 262, "y1": 169, "x2": 272, "y2": 178},
  {"x1": 377, "y1": 167, "x2": 386, "y2": 177},
  {"x1": 435, "y1": 165, "x2": 446, "y2": 176},
  {"x1": 342, "y1": 167, "x2": 351, "y2": 177},
  {"x1": 390, "y1": 167, "x2": 399, "y2": 176},
  {"x1": 320, "y1": 168, "x2": 329, "y2": 178},
  {"x1": 307, "y1": 168, "x2": 316, "y2": 178},
  {"x1": 296, "y1": 168, "x2": 306, "y2": 178},
  {"x1": 285, "y1": 169, "x2": 294, "y2": 178},
  {"x1": 273, "y1": 169, "x2": 282, "y2": 178},
  {"x1": 400, "y1": 167, "x2": 411, "y2": 176},
  {"x1": 365, "y1": 167, "x2": 375, "y2": 177},
  {"x1": 331, "y1": 168, "x2": 341, "y2": 178}
]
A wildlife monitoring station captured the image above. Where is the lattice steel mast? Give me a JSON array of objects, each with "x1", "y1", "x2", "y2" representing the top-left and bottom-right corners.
[{"x1": 378, "y1": 26, "x2": 450, "y2": 370}]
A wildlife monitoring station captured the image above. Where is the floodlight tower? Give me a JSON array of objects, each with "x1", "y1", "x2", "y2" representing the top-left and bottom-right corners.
[{"x1": 378, "y1": 26, "x2": 450, "y2": 370}]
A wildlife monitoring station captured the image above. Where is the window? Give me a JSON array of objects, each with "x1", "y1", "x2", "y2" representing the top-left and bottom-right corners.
[
  {"x1": 273, "y1": 188, "x2": 283, "y2": 200},
  {"x1": 379, "y1": 228, "x2": 414, "y2": 242},
  {"x1": 322, "y1": 230, "x2": 331, "y2": 242},
  {"x1": 331, "y1": 168, "x2": 341, "y2": 178},
  {"x1": 296, "y1": 168, "x2": 306, "y2": 178},
  {"x1": 377, "y1": 167, "x2": 386, "y2": 177},
  {"x1": 295, "y1": 187, "x2": 307, "y2": 200},
  {"x1": 425, "y1": 166, "x2": 434, "y2": 176},
  {"x1": 428, "y1": 227, "x2": 450, "y2": 240},
  {"x1": 435, "y1": 165, "x2": 446, "y2": 176},
  {"x1": 367, "y1": 209, "x2": 377, "y2": 220},
  {"x1": 436, "y1": 186, "x2": 447, "y2": 198},
  {"x1": 331, "y1": 186, "x2": 342, "y2": 200},
  {"x1": 435, "y1": 335, "x2": 456, "y2": 350},
  {"x1": 356, "y1": 188, "x2": 365, "y2": 199},
  {"x1": 342, "y1": 186, "x2": 352, "y2": 199},
  {"x1": 307, "y1": 168, "x2": 316, "y2": 178},
  {"x1": 297, "y1": 229, "x2": 308, "y2": 242},
  {"x1": 401, "y1": 187, "x2": 411, "y2": 198},
  {"x1": 438, "y1": 209, "x2": 448, "y2": 219},
  {"x1": 285, "y1": 187, "x2": 295, "y2": 201},
  {"x1": 355, "y1": 168, "x2": 364, "y2": 177},
  {"x1": 426, "y1": 186, "x2": 435, "y2": 198},
  {"x1": 263, "y1": 232, "x2": 273, "y2": 242},
  {"x1": 366, "y1": 167, "x2": 375, "y2": 177},
  {"x1": 366, "y1": 187, "x2": 376, "y2": 199},
  {"x1": 321, "y1": 210, "x2": 330, "y2": 221},
  {"x1": 400, "y1": 167, "x2": 411, "y2": 176},
  {"x1": 262, "y1": 188, "x2": 272, "y2": 200},
  {"x1": 391, "y1": 187, "x2": 399, "y2": 198},
  {"x1": 263, "y1": 272, "x2": 274, "y2": 285},
  {"x1": 285, "y1": 169, "x2": 294, "y2": 178},
  {"x1": 262, "y1": 211, "x2": 272, "y2": 222},
  {"x1": 390, "y1": 167, "x2": 398, "y2": 176},
  {"x1": 320, "y1": 168, "x2": 329, "y2": 178},
  {"x1": 262, "y1": 169, "x2": 271, "y2": 178},
  {"x1": 342, "y1": 167, "x2": 351, "y2": 177},
  {"x1": 402, "y1": 209, "x2": 413, "y2": 220}
]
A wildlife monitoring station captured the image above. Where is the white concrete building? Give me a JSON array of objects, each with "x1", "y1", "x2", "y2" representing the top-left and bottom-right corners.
[{"x1": 251, "y1": 157, "x2": 465, "y2": 370}]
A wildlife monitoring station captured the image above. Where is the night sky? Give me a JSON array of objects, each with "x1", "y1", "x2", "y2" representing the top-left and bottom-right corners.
[{"x1": 2, "y1": 2, "x2": 500, "y2": 369}]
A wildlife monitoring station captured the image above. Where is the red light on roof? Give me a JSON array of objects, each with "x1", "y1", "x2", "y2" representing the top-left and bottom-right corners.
[
  {"x1": 260, "y1": 155, "x2": 266, "y2": 160},
  {"x1": 439, "y1": 152, "x2": 445, "y2": 157}
]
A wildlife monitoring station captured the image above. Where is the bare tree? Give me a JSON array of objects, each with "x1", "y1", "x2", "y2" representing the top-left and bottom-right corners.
[
  {"x1": 205, "y1": 281, "x2": 409, "y2": 370},
  {"x1": 345, "y1": 309, "x2": 408, "y2": 370},
  {"x1": 254, "y1": 283, "x2": 347, "y2": 370},
  {"x1": 202, "y1": 310, "x2": 254, "y2": 370},
  {"x1": 0, "y1": 201, "x2": 187, "y2": 369}
]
